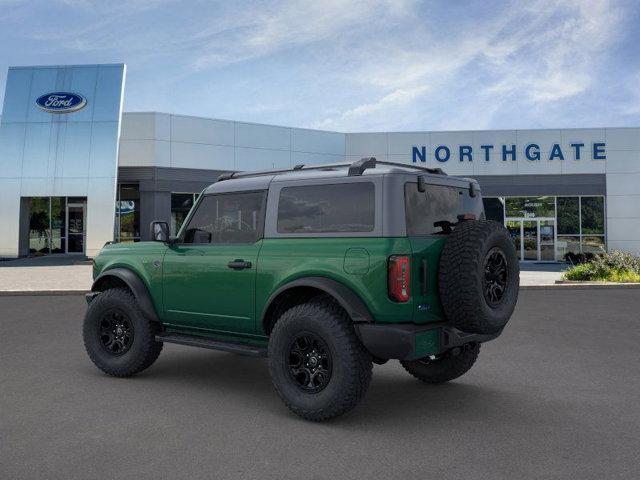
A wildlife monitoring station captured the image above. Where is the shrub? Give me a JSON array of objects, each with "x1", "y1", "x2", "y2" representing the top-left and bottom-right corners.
[{"x1": 563, "y1": 250, "x2": 640, "y2": 282}]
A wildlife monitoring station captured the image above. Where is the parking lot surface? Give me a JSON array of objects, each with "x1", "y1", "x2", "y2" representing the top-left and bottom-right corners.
[{"x1": 1, "y1": 289, "x2": 639, "y2": 480}]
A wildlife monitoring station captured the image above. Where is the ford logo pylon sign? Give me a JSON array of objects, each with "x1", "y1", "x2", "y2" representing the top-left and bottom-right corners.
[{"x1": 35, "y1": 92, "x2": 87, "y2": 114}]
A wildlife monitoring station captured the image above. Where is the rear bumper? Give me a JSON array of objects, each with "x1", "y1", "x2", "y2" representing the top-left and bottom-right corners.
[{"x1": 355, "y1": 322, "x2": 500, "y2": 361}]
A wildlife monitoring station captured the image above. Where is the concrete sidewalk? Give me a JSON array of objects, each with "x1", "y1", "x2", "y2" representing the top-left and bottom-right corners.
[
  {"x1": 0, "y1": 257, "x2": 567, "y2": 293},
  {"x1": 0, "y1": 257, "x2": 92, "y2": 294}
]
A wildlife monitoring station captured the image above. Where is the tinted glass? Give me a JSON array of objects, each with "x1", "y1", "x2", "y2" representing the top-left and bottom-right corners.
[
  {"x1": 557, "y1": 197, "x2": 579, "y2": 234},
  {"x1": 557, "y1": 235, "x2": 581, "y2": 259},
  {"x1": 582, "y1": 235, "x2": 605, "y2": 254},
  {"x1": 405, "y1": 183, "x2": 465, "y2": 235},
  {"x1": 277, "y1": 183, "x2": 375, "y2": 234},
  {"x1": 116, "y1": 184, "x2": 140, "y2": 242},
  {"x1": 183, "y1": 192, "x2": 265, "y2": 244},
  {"x1": 505, "y1": 196, "x2": 555, "y2": 218},
  {"x1": 28, "y1": 197, "x2": 50, "y2": 254},
  {"x1": 171, "y1": 193, "x2": 196, "y2": 235},
  {"x1": 581, "y1": 197, "x2": 605, "y2": 234},
  {"x1": 483, "y1": 197, "x2": 505, "y2": 224}
]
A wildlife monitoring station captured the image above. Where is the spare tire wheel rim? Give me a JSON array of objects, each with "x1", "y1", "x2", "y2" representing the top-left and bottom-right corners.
[{"x1": 483, "y1": 247, "x2": 508, "y2": 308}]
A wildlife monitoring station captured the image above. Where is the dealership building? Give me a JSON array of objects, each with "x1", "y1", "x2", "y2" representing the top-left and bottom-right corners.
[{"x1": 1, "y1": 63, "x2": 639, "y2": 260}]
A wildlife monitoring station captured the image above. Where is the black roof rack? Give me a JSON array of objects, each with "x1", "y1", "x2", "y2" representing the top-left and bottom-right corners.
[{"x1": 216, "y1": 157, "x2": 446, "y2": 182}]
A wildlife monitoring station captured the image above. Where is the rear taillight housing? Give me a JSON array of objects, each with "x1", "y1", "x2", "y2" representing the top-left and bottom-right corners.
[{"x1": 388, "y1": 255, "x2": 410, "y2": 302}]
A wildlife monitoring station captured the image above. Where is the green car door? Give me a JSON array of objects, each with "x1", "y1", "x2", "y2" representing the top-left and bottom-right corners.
[{"x1": 162, "y1": 191, "x2": 266, "y2": 334}]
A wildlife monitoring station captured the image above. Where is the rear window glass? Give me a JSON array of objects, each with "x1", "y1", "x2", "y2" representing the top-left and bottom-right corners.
[
  {"x1": 405, "y1": 183, "x2": 466, "y2": 235},
  {"x1": 277, "y1": 183, "x2": 375, "y2": 234}
]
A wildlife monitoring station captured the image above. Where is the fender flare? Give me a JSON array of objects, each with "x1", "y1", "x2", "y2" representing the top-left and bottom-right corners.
[
  {"x1": 92, "y1": 268, "x2": 160, "y2": 323},
  {"x1": 261, "y1": 276, "x2": 374, "y2": 331}
]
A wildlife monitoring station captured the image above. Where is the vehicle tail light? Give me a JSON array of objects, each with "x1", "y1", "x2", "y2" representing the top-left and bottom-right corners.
[
  {"x1": 388, "y1": 255, "x2": 410, "y2": 302},
  {"x1": 457, "y1": 213, "x2": 477, "y2": 222}
]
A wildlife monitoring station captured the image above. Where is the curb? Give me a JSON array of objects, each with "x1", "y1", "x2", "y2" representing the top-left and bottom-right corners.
[
  {"x1": 522, "y1": 283, "x2": 640, "y2": 290},
  {"x1": 0, "y1": 290, "x2": 89, "y2": 296}
]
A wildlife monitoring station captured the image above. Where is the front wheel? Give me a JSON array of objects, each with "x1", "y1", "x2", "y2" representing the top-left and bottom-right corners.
[
  {"x1": 83, "y1": 288, "x2": 163, "y2": 377},
  {"x1": 400, "y1": 343, "x2": 480, "y2": 384},
  {"x1": 268, "y1": 298, "x2": 372, "y2": 421}
]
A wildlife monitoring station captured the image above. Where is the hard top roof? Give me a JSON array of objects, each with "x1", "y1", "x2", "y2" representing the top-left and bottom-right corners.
[{"x1": 203, "y1": 157, "x2": 475, "y2": 194}]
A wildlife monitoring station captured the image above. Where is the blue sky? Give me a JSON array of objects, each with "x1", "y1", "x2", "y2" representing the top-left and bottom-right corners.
[{"x1": 0, "y1": 0, "x2": 638, "y2": 131}]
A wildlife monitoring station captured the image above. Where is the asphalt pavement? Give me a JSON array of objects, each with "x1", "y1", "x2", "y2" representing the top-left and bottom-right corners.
[{"x1": 1, "y1": 289, "x2": 639, "y2": 480}]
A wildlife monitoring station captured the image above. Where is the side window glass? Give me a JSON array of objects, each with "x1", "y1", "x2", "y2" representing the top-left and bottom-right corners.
[
  {"x1": 182, "y1": 192, "x2": 265, "y2": 244},
  {"x1": 277, "y1": 183, "x2": 375, "y2": 233}
]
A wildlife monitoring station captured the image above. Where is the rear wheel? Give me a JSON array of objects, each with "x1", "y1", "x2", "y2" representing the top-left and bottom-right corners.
[
  {"x1": 401, "y1": 343, "x2": 480, "y2": 384},
  {"x1": 83, "y1": 288, "x2": 163, "y2": 377},
  {"x1": 268, "y1": 298, "x2": 372, "y2": 421}
]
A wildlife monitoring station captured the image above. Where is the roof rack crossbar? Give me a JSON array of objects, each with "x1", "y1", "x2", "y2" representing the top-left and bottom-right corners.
[
  {"x1": 348, "y1": 157, "x2": 377, "y2": 176},
  {"x1": 375, "y1": 160, "x2": 445, "y2": 175},
  {"x1": 216, "y1": 163, "x2": 352, "y2": 181},
  {"x1": 216, "y1": 157, "x2": 446, "y2": 182}
]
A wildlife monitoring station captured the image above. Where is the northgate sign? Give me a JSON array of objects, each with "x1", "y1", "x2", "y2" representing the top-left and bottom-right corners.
[{"x1": 411, "y1": 142, "x2": 606, "y2": 163}]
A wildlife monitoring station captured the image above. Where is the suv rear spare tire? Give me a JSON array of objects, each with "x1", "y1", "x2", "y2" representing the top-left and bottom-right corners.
[{"x1": 438, "y1": 220, "x2": 519, "y2": 334}]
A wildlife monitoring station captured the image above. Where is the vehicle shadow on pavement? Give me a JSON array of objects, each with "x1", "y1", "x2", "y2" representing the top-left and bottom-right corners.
[{"x1": 113, "y1": 346, "x2": 557, "y2": 428}]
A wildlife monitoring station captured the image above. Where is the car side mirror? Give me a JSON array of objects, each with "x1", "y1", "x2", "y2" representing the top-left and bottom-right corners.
[{"x1": 150, "y1": 221, "x2": 170, "y2": 242}]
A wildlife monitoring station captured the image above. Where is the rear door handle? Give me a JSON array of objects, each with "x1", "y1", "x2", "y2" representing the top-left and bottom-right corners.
[{"x1": 227, "y1": 259, "x2": 252, "y2": 270}]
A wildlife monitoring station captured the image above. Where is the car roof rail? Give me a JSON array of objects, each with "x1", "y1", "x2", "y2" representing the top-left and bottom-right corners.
[
  {"x1": 216, "y1": 157, "x2": 447, "y2": 182},
  {"x1": 347, "y1": 157, "x2": 446, "y2": 176}
]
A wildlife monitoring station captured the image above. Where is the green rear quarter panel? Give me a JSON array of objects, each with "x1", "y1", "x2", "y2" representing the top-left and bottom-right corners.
[
  {"x1": 92, "y1": 242, "x2": 167, "y2": 314},
  {"x1": 255, "y1": 237, "x2": 445, "y2": 331}
]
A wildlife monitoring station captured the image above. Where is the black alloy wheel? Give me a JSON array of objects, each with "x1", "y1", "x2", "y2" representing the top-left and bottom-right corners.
[
  {"x1": 288, "y1": 333, "x2": 332, "y2": 393},
  {"x1": 483, "y1": 247, "x2": 508, "y2": 308},
  {"x1": 98, "y1": 310, "x2": 134, "y2": 356}
]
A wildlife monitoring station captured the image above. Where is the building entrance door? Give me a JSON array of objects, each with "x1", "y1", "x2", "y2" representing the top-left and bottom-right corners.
[
  {"x1": 66, "y1": 203, "x2": 86, "y2": 254},
  {"x1": 505, "y1": 218, "x2": 556, "y2": 262}
]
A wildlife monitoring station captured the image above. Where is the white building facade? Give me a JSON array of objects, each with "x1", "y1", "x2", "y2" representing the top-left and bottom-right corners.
[{"x1": 1, "y1": 64, "x2": 639, "y2": 260}]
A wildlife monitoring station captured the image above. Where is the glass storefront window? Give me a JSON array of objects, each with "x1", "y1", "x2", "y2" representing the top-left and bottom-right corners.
[
  {"x1": 581, "y1": 197, "x2": 605, "y2": 234},
  {"x1": 26, "y1": 196, "x2": 85, "y2": 255},
  {"x1": 29, "y1": 197, "x2": 50, "y2": 255},
  {"x1": 557, "y1": 235, "x2": 581, "y2": 259},
  {"x1": 483, "y1": 197, "x2": 505, "y2": 224},
  {"x1": 171, "y1": 193, "x2": 198, "y2": 236},
  {"x1": 50, "y1": 197, "x2": 66, "y2": 254},
  {"x1": 115, "y1": 184, "x2": 140, "y2": 242},
  {"x1": 582, "y1": 236, "x2": 606, "y2": 254},
  {"x1": 557, "y1": 197, "x2": 579, "y2": 235},
  {"x1": 502, "y1": 195, "x2": 606, "y2": 261},
  {"x1": 505, "y1": 196, "x2": 555, "y2": 218}
]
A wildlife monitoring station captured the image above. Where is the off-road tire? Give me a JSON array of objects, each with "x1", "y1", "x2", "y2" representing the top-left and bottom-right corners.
[
  {"x1": 438, "y1": 220, "x2": 519, "y2": 334},
  {"x1": 83, "y1": 288, "x2": 163, "y2": 377},
  {"x1": 268, "y1": 298, "x2": 373, "y2": 421},
  {"x1": 401, "y1": 343, "x2": 480, "y2": 384}
]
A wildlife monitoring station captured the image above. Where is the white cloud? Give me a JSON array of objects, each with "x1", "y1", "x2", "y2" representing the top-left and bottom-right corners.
[{"x1": 314, "y1": 0, "x2": 625, "y2": 130}]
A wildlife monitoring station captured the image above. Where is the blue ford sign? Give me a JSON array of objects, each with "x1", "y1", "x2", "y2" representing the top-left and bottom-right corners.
[{"x1": 35, "y1": 92, "x2": 87, "y2": 114}]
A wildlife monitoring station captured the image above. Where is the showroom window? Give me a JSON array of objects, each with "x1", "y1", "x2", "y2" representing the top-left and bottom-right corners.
[
  {"x1": 26, "y1": 196, "x2": 86, "y2": 255},
  {"x1": 171, "y1": 193, "x2": 199, "y2": 236},
  {"x1": 556, "y1": 196, "x2": 605, "y2": 257},
  {"x1": 114, "y1": 184, "x2": 140, "y2": 242},
  {"x1": 482, "y1": 195, "x2": 606, "y2": 260},
  {"x1": 505, "y1": 196, "x2": 555, "y2": 218}
]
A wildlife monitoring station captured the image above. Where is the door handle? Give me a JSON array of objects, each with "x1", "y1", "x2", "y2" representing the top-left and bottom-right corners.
[{"x1": 227, "y1": 259, "x2": 252, "y2": 270}]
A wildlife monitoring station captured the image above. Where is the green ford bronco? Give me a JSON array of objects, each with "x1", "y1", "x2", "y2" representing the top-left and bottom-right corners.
[{"x1": 83, "y1": 157, "x2": 519, "y2": 421}]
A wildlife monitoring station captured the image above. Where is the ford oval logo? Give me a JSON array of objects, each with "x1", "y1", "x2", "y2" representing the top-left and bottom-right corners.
[{"x1": 35, "y1": 92, "x2": 87, "y2": 114}]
